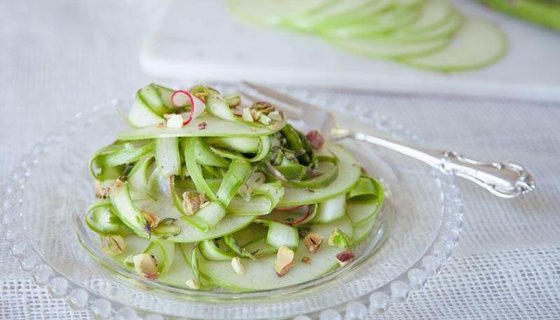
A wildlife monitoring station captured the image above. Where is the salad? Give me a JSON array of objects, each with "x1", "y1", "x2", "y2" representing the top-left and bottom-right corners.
[{"x1": 86, "y1": 84, "x2": 384, "y2": 291}]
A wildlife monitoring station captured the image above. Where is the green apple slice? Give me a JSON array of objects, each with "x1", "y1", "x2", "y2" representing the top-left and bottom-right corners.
[
  {"x1": 399, "y1": 0, "x2": 453, "y2": 33},
  {"x1": 392, "y1": 11, "x2": 463, "y2": 42},
  {"x1": 289, "y1": 0, "x2": 385, "y2": 30},
  {"x1": 227, "y1": 0, "x2": 333, "y2": 26},
  {"x1": 327, "y1": 34, "x2": 449, "y2": 59},
  {"x1": 157, "y1": 247, "x2": 197, "y2": 288},
  {"x1": 403, "y1": 17, "x2": 508, "y2": 71},
  {"x1": 311, "y1": 0, "x2": 397, "y2": 32},
  {"x1": 322, "y1": 5, "x2": 422, "y2": 37},
  {"x1": 198, "y1": 215, "x2": 353, "y2": 291}
]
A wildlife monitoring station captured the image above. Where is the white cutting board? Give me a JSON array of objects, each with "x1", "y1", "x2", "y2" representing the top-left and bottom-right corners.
[{"x1": 140, "y1": 0, "x2": 560, "y2": 102}]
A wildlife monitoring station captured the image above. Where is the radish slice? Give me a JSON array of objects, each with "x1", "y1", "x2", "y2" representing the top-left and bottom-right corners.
[
  {"x1": 276, "y1": 205, "x2": 304, "y2": 211},
  {"x1": 260, "y1": 205, "x2": 316, "y2": 226},
  {"x1": 170, "y1": 90, "x2": 194, "y2": 108},
  {"x1": 170, "y1": 90, "x2": 207, "y2": 126}
]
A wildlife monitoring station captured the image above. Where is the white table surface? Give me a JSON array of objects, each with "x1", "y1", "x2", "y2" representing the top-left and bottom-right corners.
[{"x1": 1, "y1": 0, "x2": 559, "y2": 319}]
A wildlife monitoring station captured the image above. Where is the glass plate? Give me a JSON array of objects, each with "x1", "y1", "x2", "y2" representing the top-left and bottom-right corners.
[{"x1": 0, "y1": 90, "x2": 463, "y2": 320}]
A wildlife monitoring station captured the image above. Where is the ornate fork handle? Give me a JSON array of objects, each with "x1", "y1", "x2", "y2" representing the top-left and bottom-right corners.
[
  {"x1": 333, "y1": 128, "x2": 536, "y2": 198},
  {"x1": 441, "y1": 151, "x2": 535, "y2": 198}
]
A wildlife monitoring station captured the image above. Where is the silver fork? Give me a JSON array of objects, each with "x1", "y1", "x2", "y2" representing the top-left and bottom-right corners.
[{"x1": 239, "y1": 81, "x2": 535, "y2": 199}]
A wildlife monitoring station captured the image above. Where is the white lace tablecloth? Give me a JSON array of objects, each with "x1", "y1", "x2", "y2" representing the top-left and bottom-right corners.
[{"x1": 1, "y1": 1, "x2": 559, "y2": 319}]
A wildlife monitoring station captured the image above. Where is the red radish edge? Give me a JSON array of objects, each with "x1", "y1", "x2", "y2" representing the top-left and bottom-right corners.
[
  {"x1": 270, "y1": 205, "x2": 314, "y2": 226},
  {"x1": 171, "y1": 90, "x2": 196, "y2": 126},
  {"x1": 277, "y1": 205, "x2": 304, "y2": 211},
  {"x1": 291, "y1": 205, "x2": 314, "y2": 225},
  {"x1": 306, "y1": 130, "x2": 325, "y2": 150}
]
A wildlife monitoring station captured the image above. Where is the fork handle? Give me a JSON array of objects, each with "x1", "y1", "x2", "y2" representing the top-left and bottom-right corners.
[{"x1": 339, "y1": 129, "x2": 536, "y2": 198}]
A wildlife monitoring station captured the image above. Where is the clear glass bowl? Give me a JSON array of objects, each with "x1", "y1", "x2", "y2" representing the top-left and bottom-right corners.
[{"x1": 0, "y1": 91, "x2": 463, "y2": 320}]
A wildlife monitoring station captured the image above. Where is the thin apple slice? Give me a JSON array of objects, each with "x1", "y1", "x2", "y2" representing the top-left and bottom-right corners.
[
  {"x1": 322, "y1": 5, "x2": 422, "y2": 37},
  {"x1": 157, "y1": 247, "x2": 197, "y2": 288},
  {"x1": 289, "y1": 0, "x2": 385, "y2": 30},
  {"x1": 403, "y1": 17, "x2": 507, "y2": 71},
  {"x1": 399, "y1": 0, "x2": 454, "y2": 33},
  {"x1": 198, "y1": 216, "x2": 353, "y2": 291},
  {"x1": 227, "y1": 0, "x2": 332, "y2": 26},
  {"x1": 389, "y1": 9, "x2": 463, "y2": 42},
  {"x1": 392, "y1": 11, "x2": 463, "y2": 42},
  {"x1": 327, "y1": 34, "x2": 449, "y2": 59}
]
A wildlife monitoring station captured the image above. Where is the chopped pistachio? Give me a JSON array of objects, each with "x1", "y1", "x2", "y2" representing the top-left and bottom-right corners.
[
  {"x1": 95, "y1": 180, "x2": 114, "y2": 199},
  {"x1": 252, "y1": 101, "x2": 275, "y2": 113},
  {"x1": 165, "y1": 114, "x2": 184, "y2": 128},
  {"x1": 152, "y1": 218, "x2": 181, "y2": 237},
  {"x1": 274, "y1": 246, "x2": 296, "y2": 277},
  {"x1": 132, "y1": 253, "x2": 158, "y2": 280},
  {"x1": 225, "y1": 93, "x2": 241, "y2": 107},
  {"x1": 303, "y1": 232, "x2": 323, "y2": 253},
  {"x1": 336, "y1": 250, "x2": 355, "y2": 267},
  {"x1": 182, "y1": 191, "x2": 205, "y2": 215},
  {"x1": 231, "y1": 257, "x2": 246, "y2": 275},
  {"x1": 242, "y1": 108, "x2": 254, "y2": 122},
  {"x1": 252, "y1": 110, "x2": 263, "y2": 121},
  {"x1": 268, "y1": 110, "x2": 283, "y2": 121},
  {"x1": 328, "y1": 228, "x2": 352, "y2": 249},
  {"x1": 142, "y1": 211, "x2": 160, "y2": 229},
  {"x1": 94, "y1": 180, "x2": 102, "y2": 198},
  {"x1": 101, "y1": 235, "x2": 126, "y2": 256},
  {"x1": 231, "y1": 106, "x2": 243, "y2": 116},
  {"x1": 113, "y1": 178, "x2": 125, "y2": 189},
  {"x1": 198, "y1": 121, "x2": 207, "y2": 130},
  {"x1": 190, "y1": 85, "x2": 218, "y2": 102},
  {"x1": 258, "y1": 114, "x2": 272, "y2": 125},
  {"x1": 101, "y1": 179, "x2": 124, "y2": 198},
  {"x1": 193, "y1": 92, "x2": 206, "y2": 101},
  {"x1": 185, "y1": 279, "x2": 200, "y2": 289}
]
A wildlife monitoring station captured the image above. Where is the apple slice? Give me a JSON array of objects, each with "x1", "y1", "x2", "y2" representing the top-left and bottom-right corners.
[
  {"x1": 403, "y1": 17, "x2": 507, "y2": 71},
  {"x1": 198, "y1": 216, "x2": 353, "y2": 291},
  {"x1": 227, "y1": 0, "x2": 332, "y2": 26}
]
